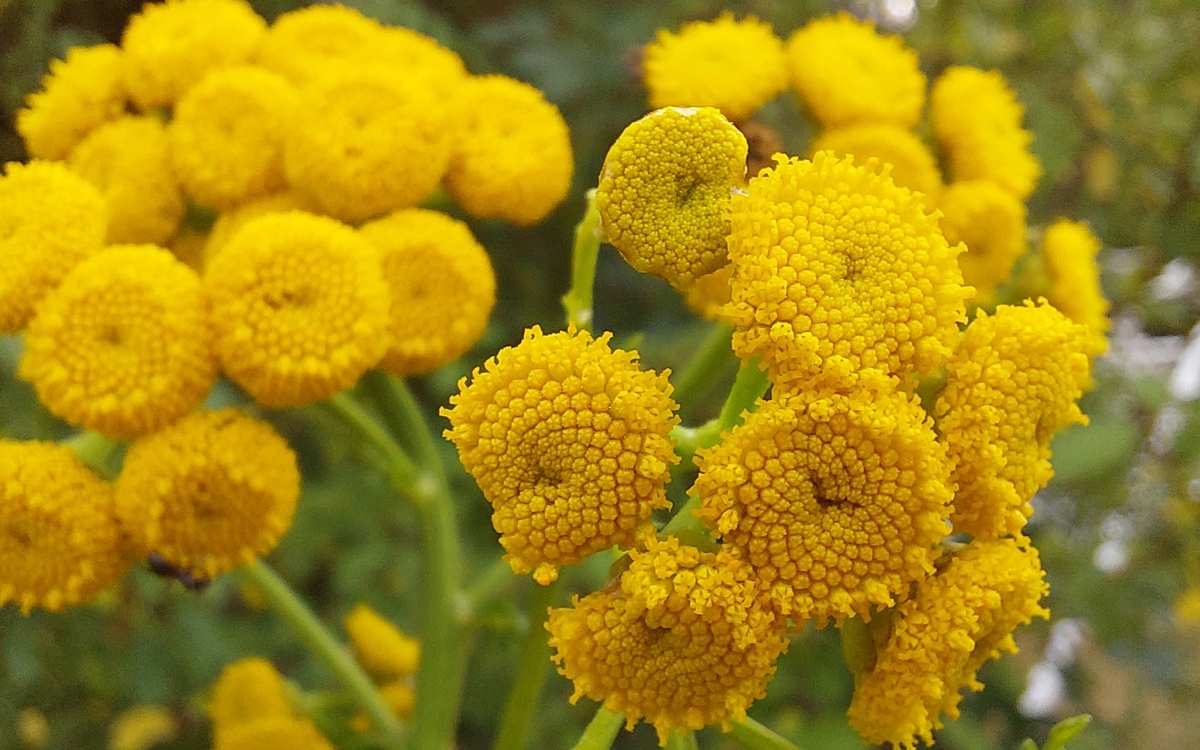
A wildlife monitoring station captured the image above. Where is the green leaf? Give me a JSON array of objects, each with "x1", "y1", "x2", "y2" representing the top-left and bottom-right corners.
[{"x1": 1042, "y1": 714, "x2": 1093, "y2": 750}]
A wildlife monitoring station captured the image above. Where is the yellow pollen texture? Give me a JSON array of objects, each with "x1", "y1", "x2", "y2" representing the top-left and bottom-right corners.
[{"x1": 938, "y1": 179, "x2": 1028, "y2": 306}]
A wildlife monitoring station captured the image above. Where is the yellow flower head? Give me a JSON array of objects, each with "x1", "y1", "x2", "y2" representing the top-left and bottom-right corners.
[
  {"x1": 213, "y1": 717, "x2": 334, "y2": 750},
  {"x1": 547, "y1": 536, "x2": 788, "y2": 745},
  {"x1": 442, "y1": 326, "x2": 679, "y2": 584},
  {"x1": 209, "y1": 657, "x2": 294, "y2": 731},
  {"x1": 19, "y1": 245, "x2": 216, "y2": 440},
  {"x1": 1173, "y1": 587, "x2": 1200, "y2": 633},
  {"x1": 811, "y1": 124, "x2": 943, "y2": 201},
  {"x1": 847, "y1": 539, "x2": 1049, "y2": 749},
  {"x1": 203, "y1": 211, "x2": 391, "y2": 409},
  {"x1": 114, "y1": 409, "x2": 300, "y2": 578},
  {"x1": 359, "y1": 208, "x2": 495, "y2": 377},
  {"x1": 121, "y1": 0, "x2": 267, "y2": 111},
  {"x1": 0, "y1": 441, "x2": 127, "y2": 614},
  {"x1": 937, "y1": 300, "x2": 1101, "y2": 540},
  {"x1": 283, "y1": 65, "x2": 452, "y2": 223},
  {"x1": 17, "y1": 44, "x2": 127, "y2": 161},
  {"x1": 643, "y1": 13, "x2": 788, "y2": 123},
  {"x1": 108, "y1": 706, "x2": 177, "y2": 750},
  {"x1": 682, "y1": 264, "x2": 733, "y2": 321},
  {"x1": 203, "y1": 190, "x2": 320, "y2": 264},
  {"x1": 931, "y1": 66, "x2": 1042, "y2": 200},
  {"x1": 344, "y1": 603, "x2": 421, "y2": 681},
  {"x1": 69, "y1": 115, "x2": 185, "y2": 245},
  {"x1": 694, "y1": 380, "x2": 953, "y2": 625},
  {"x1": 939, "y1": 179, "x2": 1028, "y2": 305},
  {"x1": 785, "y1": 13, "x2": 925, "y2": 129},
  {"x1": 168, "y1": 66, "x2": 300, "y2": 210},
  {"x1": 444, "y1": 75, "x2": 574, "y2": 226},
  {"x1": 596, "y1": 106, "x2": 747, "y2": 288},
  {"x1": 1041, "y1": 218, "x2": 1110, "y2": 354},
  {"x1": 0, "y1": 160, "x2": 107, "y2": 334},
  {"x1": 726, "y1": 152, "x2": 969, "y2": 389}
]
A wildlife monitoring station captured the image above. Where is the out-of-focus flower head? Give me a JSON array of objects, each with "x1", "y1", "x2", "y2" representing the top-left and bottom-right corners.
[
  {"x1": 17, "y1": 44, "x2": 127, "y2": 161},
  {"x1": 213, "y1": 717, "x2": 334, "y2": 750},
  {"x1": 344, "y1": 603, "x2": 421, "y2": 682},
  {"x1": 1040, "y1": 218, "x2": 1110, "y2": 354},
  {"x1": 203, "y1": 190, "x2": 320, "y2": 263},
  {"x1": 108, "y1": 706, "x2": 178, "y2": 750},
  {"x1": 939, "y1": 179, "x2": 1028, "y2": 305},
  {"x1": 209, "y1": 657, "x2": 294, "y2": 733},
  {"x1": 810, "y1": 124, "x2": 943, "y2": 201}
]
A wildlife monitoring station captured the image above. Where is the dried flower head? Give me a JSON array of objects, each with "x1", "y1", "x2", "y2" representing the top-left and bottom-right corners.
[{"x1": 17, "y1": 44, "x2": 127, "y2": 160}]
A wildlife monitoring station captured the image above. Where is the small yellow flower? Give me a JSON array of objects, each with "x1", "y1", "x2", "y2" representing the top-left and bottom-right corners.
[
  {"x1": 442, "y1": 326, "x2": 679, "y2": 584},
  {"x1": 811, "y1": 124, "x2": 943, "y2": 201},
  {"x1": 0, "y1": 160, "x2": 107, "y2": 333},
  {"x1": 203, "y1": 190, "x2": 320, "y2": 264},
  {"x1": 1041, "y1": 218, "x2": 1110, "y2": 354},
  {"x1": 344, "y1": 603, "x2": 421, "y2": 682},
  {"x1": 1173, "y1": 587, "x2": 1200, "y2": 632},
  {"x1": 108, "y1": 705, "x2": 177, "y2": 750},
  {"x1": 939, "y1": 179, "x2": 1028, "y2": 305},
  {"x1": 17, "y1": 44, "x2": 127, "y2": 161},
  {"x1": 203, "y1": 211, "x2": 391, "y2": 409},
  {"x1": 643, "y1": 13, "x2": 787, "y2": 123},
  {"x1": 213, "y1": 717, "x2": 334, "y2": 750},
  {"x1": 18, "y1": 707, "x2": 50, "y2": 749},
  {"x1": 359, "y1": 208, "x2": 495, "y2": 377},
  {"x1": 596, "y1": 106, "x2": 747, "y2": 288},
  {"x1": 0, "y1": 441, "x2": 128, "y2": 614},
  {"x1": 114, "y1": 409, "x2": 300, "y2": 579},
  {"x1": 209, "y1": 657, "x2": 294, "y2": 732},
  {"x1": 785, "y1": 13, "x2": 925, "y2": 129}
]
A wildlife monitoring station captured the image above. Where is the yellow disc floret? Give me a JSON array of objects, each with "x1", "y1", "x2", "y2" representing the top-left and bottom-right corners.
[
  {"x1": 17, "y1": 44, "x2": 127, "y2": 161},
  {"x1": 344, "y1": 604, "x2": 421, "y2": 682},
  {"x1": 1040, "y1": 218, "x2": 1110, "y2": 354},
  {"x1": 811, "y1": 124, "x2": 943, "y2": 201},
  {"x1": 203, "y1": 190, "x2": 320, "y2": 264},
  {"x1": 938, "y1": 179, "x2": 1028, "y2": 305}
]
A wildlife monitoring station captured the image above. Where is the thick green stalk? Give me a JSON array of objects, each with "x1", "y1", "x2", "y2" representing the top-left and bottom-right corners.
[
  {"x1": 492, "y1": 579, "x2": 563, "y2": 750},
  {"x1": 359, "y1": 370, "x2": 444, "y2": 476},
  {"x1": 571, "y1": 708, "x2": 625, "y2": 750},
  {"x1": 717, "y1": 359, "x2": 770, "y2": 431},
  {"x1": 727, "y1": 717, "x2": 804, "y2": 750},
  {"x1": 668, "y1": 320, "x2": 735, "y2": 411},
  {"x1": 458, "y1": 557, "x2": 518, "y2": 626},
  {"x1": 666, "y1": 730, "x2": 700, "y2": 750},
  {"x1": 561, "y1": 189, "x2": 602, "y2": 331},
  {"x1": 323, "y1": 393, "x2": 420, "y2": 490}
]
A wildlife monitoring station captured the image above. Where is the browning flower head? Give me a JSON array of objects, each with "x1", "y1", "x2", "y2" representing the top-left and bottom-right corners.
[
  {"x1": 19, "y1": 244, "x2": 216, "y2": 440},
  {"x1": 811, "y1": 124, "x2": 943, "y2": 201},
  {"x1": 17, "y1": 44, "x2": 127, "y2": 161},
  {"x1": 209, "y1": 657, "x2": 294, "y2": 731},
  {"x1": 442, "y1": 326, "x2": 679, "y2": 584},
  {"x1": 344, "y1": 603, "x2": 421, "y2": 682},
  {"x1": 1040, "y1": 218, "x2": 1110, "y2": 354},
  {"x1": 938, "y1": 179, "x2": 1028, "y2": 305},
  {"x1": 596, "y1": 106, "x2": 747, "y2": 288}
]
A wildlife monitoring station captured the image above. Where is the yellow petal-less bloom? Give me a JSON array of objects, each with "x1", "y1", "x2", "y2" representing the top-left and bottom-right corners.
[
  {"x1": 1041, "y1": 218, "x2": 1110, "y2": 354},
  {"x1": 682, "y1": 264, "x2": 733, "y2": 321},
  {"x1": 0, "y1": 441, "x2": 128, "y2": 614},
  {"x1": 937, "y1": 301, "x2": 1100, "y2": 540},
  {"x1": 785, "y1": 13, "x2": 925, "y2": 129},
  {"x1": 443, "y1": 326, "x2": 679, "y2": 584},
  {"x1": 344, "y1": 603, "x2": 421, "y2": 681},
  {"x1": 0, "y1": 160, "x2": 107, "y2": 333},
  {"x1": 203, "y1": 190, "x2": 320, "y2": 264},
  {"x1": 213, "y1": 717, "x2": 334, "y2": 750},
  {"x1": 204, "y1": 211, "x2": 391, "y2": 409},
  {"x1": 938, "y1": 179, "x2": 1028, "y2": 305},
  {"x1": 108, "y1": 705, "x2": 177, "y2": 750},
  {"x1": 726, "y1": 152, "x2": 969, "y2": 390},
  {"x1": 847, "y1": 539, "x2": 1049, "y2": 750},
  {"x1": 444, "y1": 75, "x2": 574, "y2": 226},
  {"x1": 16, "y1": 44, "x2": 127, "y2": 161},
  {"x1": 69, "y1": 115, "x2": 185, "y2": 245},
  {"x1": 1173, "y1": 587, "x2": 1200, "y2": 632},
  {"x1": 643, "y1": 13, "x2": 788, "y2": 123},
  {"x1": 931, "y1": 66, "x2": 1042, "y2": 201},
  {"x1": 694, "y1": 380, "x2": 953, "y2": 625},
  {"x1": 810, "y1": 124, "x2": 943, "y2": 201},
  {"x1": 19, "y1": 245, "x2": 216, "y2": 440},
  {"x1": 209, "y1": 657, "x2": 295, "y2": 732},
  {"x1": 596, "y1": 107, "x2": 747, "y2": 288},
  {"x1": 114, "y1": 409, "x2": 300, "y2": 579},
  {"x1": 547, "y1": 537, "x2": 788, "y2": 745},
  {"x1": 120, "y1": 0, "x2": 267, "y2": 111},
  {"x1": 359, "y1": 209, "x2": 495, "y2": 377}
]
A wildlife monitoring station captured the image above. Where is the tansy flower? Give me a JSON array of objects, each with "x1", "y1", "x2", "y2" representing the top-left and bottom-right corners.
[
  {"x1": 168, "y1": 66, "x2": 300, "y2": 210},
  {"x1": 373, "y1": 25, "x2": 468, "y2": 90},
  {"x1": 213, "y1": 717, "x2": 334, "y2": 750},
  {"x1": 596, "y1": 107, "x2": 747, "y2": 288},
  {"x1": 1173, "y1": 587, "x2": 1200, "y2": 633},
  {"x1": 939, "y1": 179, "x2": 1028, "y2": 305},
  {"x1": 203, "y1": 211, "x2": 391, "y2": 409},
  {"x1": 725, "y1": 152, "x2": 969, "y2": 390},
  {"x1": 694, "y1": 379, "x2": 953, "y2": 625},
  {"x1": 19, "y1": 245, "x2": 216, "y2": 440},
  {"x1": 69, "y1": 115, "x2": 185, "y2": 245},
  {"x1": 120, "y1": 0, "x2": 267, "y2": 111},
  {"x1": 16, "y1": 44, "x2": 127, "y2": 160},
  {"x1": 847, "y1": 539, "x2": 1049, "y2": 750},
  {"x1": 785, "y1": 13, "x2": 925, "y2": 129},
  {"x1": 209, "y1": 657, "x2": 295, "y2": 732},
  {"x1": 0, "y1": 160, "x2": 107, "y2": 333},
  {"x1": 682, "y1": 264, "x2": 733, "y2": 321},
  {"x1": 359, "y1": 208, "x2": 495, "y2": 376},
  {"x1": 931, "y1": 66, "x2": 1042, "y2": 200},
  {"x1": 108, "y1": 706, "x2": 177, "y2": 750},
  {"x1": 442, "y1": 326, "x2": 679, "y2": 584},
  {"x1": 1040, "y1": 218, "x2": 1110, "y2": 354},
  {"x1": 203, "y1": 190, "x2": 320, "y2": 263},
  {"x1": 0, "y1": 441, "x2": 128, "y2": 614},
  {"x1": 344, "y1": 603, "x2": 420, "y2": 682},
  {"x1": 811, "y1": 124, "x2": 943, "y2": 201},
  {"x1": 642, "y1": 13, "x2": 787, "y2": 123},
  {"x1": 547, "y1": 536, "x2": 788, "y2": 745},
  {"x1": 443, "y1": 75, "x2": 573, "y2": 225},
  {"x1": 937, "y1": 301, "x2": 1100, "y2": 540},
  {"x1": 114, "y1": 409, "x2": 300, "y2": 579}
]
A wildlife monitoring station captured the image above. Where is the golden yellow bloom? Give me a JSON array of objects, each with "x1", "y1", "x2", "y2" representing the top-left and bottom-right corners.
[
  {"x1": 168, "y1": 66, "x2": 300, "y2": 210},
  {"x1": 596, "y1": 107, "x2": 747, "y2": 288},
  {"x1": 931, "y1": 66, "x2": 1042, "y2": 200},
  {"x1": 20, "y1": 245, "x2": 216, "y2": 440},
  {"x1": 1174, "y1": 587, "x2": 1200, "y2": 632},
  {"x1": 726, "y1": 152, "x2": 969, "y2": 389},
  {"x1": 1041, "y1": 218, "x2": 1110, "y2": 354},
  {"x1": 847, "y1": 539, "x2": 1049, "y2": 749},
  {"x1": 643, "y1": 13, "x2": 787, "y2": 123},
  {"x1": 348, "y1": 682, "x2": 417, "y2": 734},
  {"x1": 203, "y1": 190, "x2": 320, "y2": 263},
  {"x1": 547, "y1": 537, "x2": 788, "y2": 745},
  {"x1": 120, "y1": 0, "x2": 266, "y2": 111},
  {"x1": 114, "y1": 409, "x2": 300, "y2": 579},
  {"x1": 0, "y1": 441, "x2": 127, "y2": 614},
  {"x1": 69, "y1": 115, "x2": 185, "y2": 245},
  {"x1": 209, "y1": 657, "x2": 294, "y2": 731},
  {"x1": 108, "y1": 705, "x2": 177, "y2": 750},
  {"x1": 785, "y1": 13, "x2": 925, "y2": 129},
  {"x1": 203, "y1": 211, "x2": 391, "y2": 409},
  {"x1": 443, "y1": 326, "x2": 679, "y2": 584},
  {"x1": 811, "y1": 124, "x2": 943, "y2": 201},
  {"x1": 0, "y1": 160, "x2": 107, "y2": 333},
  {"x1": 682, "y1": 264, "x2": 733, "y2": 320},
  {"x1": 345, "y1": 603, "x2": 421, "y2": 681},
  {"x1": 359, "y1": 208, "x2": 495, "y2": 376},
  {"x1": 937, "y1": 301, "x2": 1100, "y2": 540},
  {"x1": 939, "y1": 179, "x2": 1028, "y2": 305},
  {"x1": 17, "y1": 44, "x2": 126, "y2": 160},
  {"x1": 444, "y1": 75, "x2": 573, "y2": 226},
  {"x1": 18, "y1": 707, "x2": 50, "y2": 749},
  {"x1": 213, "y1": 717, "x2": 334, "y2": 750}
]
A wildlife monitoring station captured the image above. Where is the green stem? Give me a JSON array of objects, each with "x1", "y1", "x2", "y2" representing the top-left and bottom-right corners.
[
  {"x1": 666, "y1": 730, "x2": 700, "y2": 750},
  {"x1": 458, "y1": 558, "x2": 518, "y2": 626},
  {"x1": 669, "y1": 419, "x2": 723, "y2": 472},
  {"x1": 323, "y1": 393, "x2": 420, "y2": 491},
  {"x1": 62, "y1": 431, "x2": 120, "y2": 478},
  {"x1": 238, "y1": 560, "x2": 404, "y2": 750},
  {"x1": 669, "y1": 320, "x2": 735, "y2": 411},
  {"x1": 492, "y1": 579, "x2": 563, "y2": 750},
  {"x1": 360, "y1": 370, "x2": 444, "y2": 477},
  {"x1": 571, "y1": 708, "x2": 625, "y2": 750},
  {"x1": 727, "y1": 717, "x2": 804, "y2": 750},
  {"x1": 561, "y1": 189, "x2": 602, "y2": 331},
  {"x1": 717, "y1": 359, "x2": 770, "y2": 432}
]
